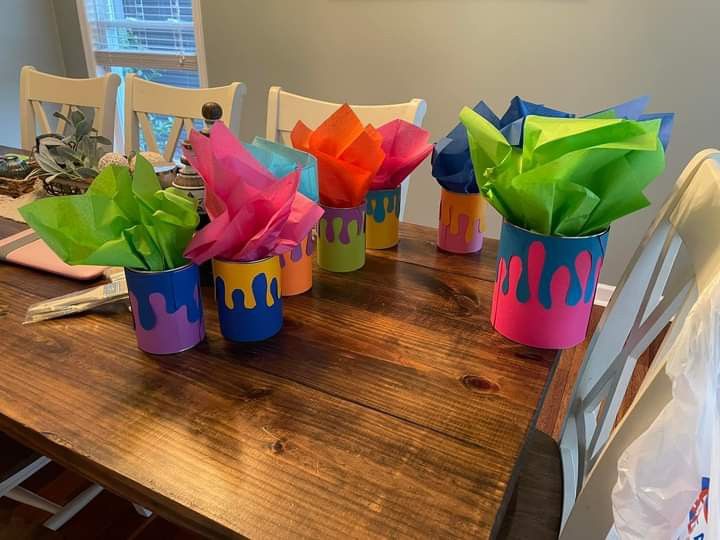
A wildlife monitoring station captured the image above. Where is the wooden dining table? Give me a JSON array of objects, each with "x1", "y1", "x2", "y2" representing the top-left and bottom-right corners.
[{"x1": 0, "y1": 197, "x2": 558, "y2": 538}]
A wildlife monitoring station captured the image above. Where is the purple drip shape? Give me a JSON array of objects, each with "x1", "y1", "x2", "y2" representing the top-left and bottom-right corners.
[
  {"x1": 279, "y1": 232, "x2": 314, "y2": 268},
  {"x1": 322, "y1": 205, "x2": 365, "y2": 245},
  {"x1": 129, "y1": 288, "x2": 205, "y2": 355}
]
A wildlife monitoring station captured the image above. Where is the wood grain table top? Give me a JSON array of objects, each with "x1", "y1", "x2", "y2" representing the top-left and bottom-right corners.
[{"x1": 0, "y1": 216, "x2": 557, "y2": 539}]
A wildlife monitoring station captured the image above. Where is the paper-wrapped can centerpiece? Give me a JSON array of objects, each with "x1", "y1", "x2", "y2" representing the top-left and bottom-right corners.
[
  {"x1": 492, "y1": 223, "x2": 608, "y2": 349},
  {"x1": 20, "y1": 155, "x2": 204, "y2": 355},
  {"x1": 212, "y1": 257, "x2": 282, "y2": 342},
  {"x1": 292, "y1": 104, "x2": 384, "y2": 271},
  {"x1": 366, "y1": 188, "x2": 400, "y2": 249},
  {"x1": 245, "y1": 137, "x2": 319, "y2": 295},
  {"x1": 458, "y1": 96, "x2": 673, "y2": 349},
  {"x1": 366, "y1": 119, "x2": 432, "y2": 249},
  {"x1": 183, "y1": 122, "x2": 322, "y2": 342},
  {"x1": 318, "y1": 202, "x2": 366, "y2": 272},
  {"x1": 125, "y1": 263, "x2": 205, "y2": 354},
  {"x1": 437, "y1": 189, "x2": 484, "y2": 253}
]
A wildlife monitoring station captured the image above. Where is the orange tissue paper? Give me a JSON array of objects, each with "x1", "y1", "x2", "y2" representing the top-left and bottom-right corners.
[{"x1": 291, "y1": 104, "x2": 385, "y2": 208}]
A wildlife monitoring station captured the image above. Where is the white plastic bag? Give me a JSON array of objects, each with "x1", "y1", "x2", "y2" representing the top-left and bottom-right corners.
[{"x1": 612, "y1": 276, "x2": 720, "y2": 539}]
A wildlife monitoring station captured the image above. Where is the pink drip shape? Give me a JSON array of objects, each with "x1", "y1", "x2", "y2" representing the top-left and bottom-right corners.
[
  {"x1": 491, "y1": 241, "x2": 601, "y2": 349},
  {"x1": 129, "y1": 289, "x2": 205, "y2": 355}
]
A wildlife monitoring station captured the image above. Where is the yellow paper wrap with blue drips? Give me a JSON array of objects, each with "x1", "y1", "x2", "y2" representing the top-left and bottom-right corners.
[{"x1": 212, "y1": 256, "x2": 283, "y2": 342}]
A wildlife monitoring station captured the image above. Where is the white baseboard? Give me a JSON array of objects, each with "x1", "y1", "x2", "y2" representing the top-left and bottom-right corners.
[{"x1": 594, "y1": 283, "x2": 616, "y2": 307}]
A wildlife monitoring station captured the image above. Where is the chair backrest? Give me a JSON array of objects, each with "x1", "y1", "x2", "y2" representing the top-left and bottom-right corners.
[
  {"x1": 19, "y1": 66, "x2": 120, "y2": 150},
  {"x1": 124, "y1": 74, "x2": 246, "y2": 160},
  {"x1": 265, "y1": 86, "x2": 427, "y2": 218},
  {"x1": 558, "y1": 149, "x2": 720, "y2": 536}
]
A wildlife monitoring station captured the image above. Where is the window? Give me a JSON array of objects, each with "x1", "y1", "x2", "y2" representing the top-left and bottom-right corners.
[{"x1": 77, "y1": 0, "x2": 207, "y2": 155}]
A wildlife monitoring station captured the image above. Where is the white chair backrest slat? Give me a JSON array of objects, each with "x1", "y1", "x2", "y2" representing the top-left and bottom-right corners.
[
  {"x1": 559, "y1": 149, "x2": 720, "y2": 536},
  {"x1": 19, "y1": 66, "x2": 120, "y2": 150},
  {"x1": 265, "y1": 86, "x2": 427, "y2": 219},
  {"x1": 124, "y1": 74, "x2": 246, "y2": 160}
]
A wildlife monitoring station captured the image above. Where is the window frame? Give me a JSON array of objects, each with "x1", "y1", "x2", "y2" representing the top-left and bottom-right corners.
[{"x1": 75, "y1": 0, "x2": 208, "y2": 87}]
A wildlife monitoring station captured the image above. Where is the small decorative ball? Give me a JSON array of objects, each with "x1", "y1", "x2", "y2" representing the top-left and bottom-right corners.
[
  {"x1": 98, "y1": 152, "x2": 129, "y2": 170},
  {"x1": 129, "y1": 151, "x2": 165, "y2": 170}
]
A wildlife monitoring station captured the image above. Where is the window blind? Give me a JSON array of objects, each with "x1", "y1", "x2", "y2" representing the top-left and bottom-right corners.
[{"x1": 83, "y1": 0, "x2": 198, "y2": 72}]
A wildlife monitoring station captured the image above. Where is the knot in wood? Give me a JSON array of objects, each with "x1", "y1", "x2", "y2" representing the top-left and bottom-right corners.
[{"x1": 461, "y1": 375, "x2": 500, "y2": 394}]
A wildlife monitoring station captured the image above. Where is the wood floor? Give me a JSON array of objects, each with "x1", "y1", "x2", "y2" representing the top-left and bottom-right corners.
[{"x1": 1, "y1": 305, "x2": 658, "y2": 539}]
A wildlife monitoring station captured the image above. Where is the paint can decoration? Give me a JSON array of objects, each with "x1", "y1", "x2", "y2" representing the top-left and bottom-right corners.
[
  {"x1": 212, "y1": 256, "x2": 283, "y2": 342},
  {"x1": 366, "y1": 187, "x2": 401, "y2": 249},
  {"x1": 437, "y1": 188, "x2": 484, "y2": 254},
  {"x1": 491, "y1": 222, "x2": 608, "y2": 349},
  {"x1": 317, "y1": 202, "x2": 366, "y2": 272},
  {"x1": 279, "y1": 231, "x2": 315, "y2": 296},
  {"x1": 124, "y1": 263, "x2": 205, "y2": 355}
]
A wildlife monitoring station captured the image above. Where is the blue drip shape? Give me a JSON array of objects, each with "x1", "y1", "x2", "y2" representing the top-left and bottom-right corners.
[{"x1": 216, "y1": 272, "x2": 283, "y2": 342}]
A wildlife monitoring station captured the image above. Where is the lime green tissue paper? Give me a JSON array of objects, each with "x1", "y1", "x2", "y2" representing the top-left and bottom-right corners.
[
  {"x1": 459, "y1": 109, "x2": 666, "y2": 236},
  {"x1": 19, "y1": 155, "x2": 199, "y2": 271}
]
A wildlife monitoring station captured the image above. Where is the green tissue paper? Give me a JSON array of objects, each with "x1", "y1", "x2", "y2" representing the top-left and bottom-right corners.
[
  {"x1": 459, "y1": 109, "x2": 666, "y2": 236},
  {"x1": 20, "y1": 155, "x2": 199, "y2": 271}
]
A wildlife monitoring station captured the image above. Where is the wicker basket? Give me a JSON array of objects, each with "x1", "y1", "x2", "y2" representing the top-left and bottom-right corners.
[
  {"x1": 0, "y1": 175, "x2": 36, "y2": 198},
  {"x1": 42, "y1": 175, "x2": 93, "y2": 196},
  {"x1": 0, "y1": 154, "x2": 35, "y2": 198}
]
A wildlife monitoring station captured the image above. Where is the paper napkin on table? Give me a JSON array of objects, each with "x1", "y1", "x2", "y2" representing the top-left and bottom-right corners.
[
  {"x1": 183, "y1": 122, "x2": 323, "y2": 263},
  {"x1": 291, "y1": 104, "x2": 385, "y2": 207},
  {"x1": 19, "y1": 155, "x2": 199, "y2": 271},
  {"x1": 371, "y1": 119, "x2": 432, "y2": 191}
]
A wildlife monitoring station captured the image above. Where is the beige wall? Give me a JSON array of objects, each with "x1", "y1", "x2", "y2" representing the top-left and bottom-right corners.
[
  {"x1": 45, "y1": 0, "x2": 720, "y2": 284},
  {"x1": 0, "y1": 0, "x2": 67, "y2": 148},
  {"x1": 199, "y1": 0, "x2": 720, "y2": 284}
]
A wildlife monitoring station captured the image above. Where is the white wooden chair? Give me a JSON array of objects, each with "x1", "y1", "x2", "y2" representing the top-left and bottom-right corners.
[
  {"x1": 124, "y1": 74, "x2": 246, "y2": 159},
  {"x1": 558, "y1": 149, "x2": 720, "y2": 538},
  {"x1": 265, "y1": 86, "x2": 427, "y2": 219},
  {"x1": 19, "y1": 66, "x2": 120, "y2": 150}
]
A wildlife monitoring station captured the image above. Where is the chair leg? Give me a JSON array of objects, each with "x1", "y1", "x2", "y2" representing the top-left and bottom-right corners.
[
  {"x1": 0, "y1": 456, "x2": 51, "y2": 497},
  {"x1": 43, "y1": 483, "x2": 103, "y2": 531},
  {"x1": 132, "y1": 503, "x2": 153, "y2": 518},
  {"x1": 5, "y1": 486, "x2": 61, "y2": 514}
]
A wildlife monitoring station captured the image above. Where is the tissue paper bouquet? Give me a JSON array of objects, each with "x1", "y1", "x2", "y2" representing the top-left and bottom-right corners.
[
  {"x1": 183, "y1": 122, "x2": 323, "y2": 342},
  {"x1": 20, "y1": 155, "x2": 204, "y2": 355},
  {"x1": 244, "y1": 137, "x2": 319, "y2": 295},
  {"x1": 291, "y1": 104, "x2": 385, "y2": 272},
  {"x1": 431, "y1": 96, "x2": 673, "y2": 254},
  {"x1": 458, "y1": 98, "x2": 673, "y2": 349},
  {"x1": 366, "y1": 119, "x2": 432, "y2": 249}
]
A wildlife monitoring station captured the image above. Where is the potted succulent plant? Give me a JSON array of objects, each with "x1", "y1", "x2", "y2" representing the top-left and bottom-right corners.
[{"x1": 27, "y1": 108, "x2": 112, "y2": 195}]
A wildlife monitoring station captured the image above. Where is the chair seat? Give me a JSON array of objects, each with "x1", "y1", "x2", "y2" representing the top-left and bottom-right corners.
[{"x1": 497, "y1": 430, "x2": 563, "y2": 539}]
